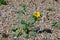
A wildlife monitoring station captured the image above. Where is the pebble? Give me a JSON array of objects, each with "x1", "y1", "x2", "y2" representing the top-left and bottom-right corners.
[
  {"x1": 0, "y1": 0, "x2": 60, "y2": 40},
  {"x1": 0, "y1": 21, "x2": 3, "y2": 27},
  {"x1": 18, "y1": 36, "x2": 24, "y2": 40},
  {"x1": 13, "y1": 36, "x2": 19, "y2": 40}
]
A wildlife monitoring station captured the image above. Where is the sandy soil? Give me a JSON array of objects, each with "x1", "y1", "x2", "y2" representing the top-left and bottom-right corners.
[{"x1": 0, "y1": 0, "x2": 60, "y2": 40}]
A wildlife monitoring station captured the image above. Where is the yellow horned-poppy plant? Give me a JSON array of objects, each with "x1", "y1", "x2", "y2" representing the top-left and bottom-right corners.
[
  {"x1": 16, "y1": 29, "x2": 24, "y2": 34},
  {"x1": 33, "y1": 11, "x2": 41, "y2": 18}
]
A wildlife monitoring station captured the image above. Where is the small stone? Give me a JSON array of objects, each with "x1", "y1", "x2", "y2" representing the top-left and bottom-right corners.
[
  {"x1": 18, "y1": 36, "x2": 24, "y2": 40},
  {"x1": 58, "y1": 37, "x2": 60, "y2": 40},
  {"x1": 0, "y1": 21, "x2": 3, "y2": 25},
  {"x1": 0, "y1": 21, "x2": 3, "y2": 27},
  {"x1": 35, "y1": 27, "x2": 40, "y2": 32},
  {"x1": 36, "y1": 25, "x2": 45, "y2": 33},
  {"x1": 57, "y1": 31, "x2": 60, "y2": 37},
  {"x1": 13, "y1": 36, "x2": 19, "y2": 40},
  {"x1": 13, "y1": 21, "x2": 17, "y2": 25},
  {"x1": 2, "y1": 13, "x2": 7, "y2": 18},
  {"x1": 14, "y1": 36, "x2": 17, "y2": 39}
]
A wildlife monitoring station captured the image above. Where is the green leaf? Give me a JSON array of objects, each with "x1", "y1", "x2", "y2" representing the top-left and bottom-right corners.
[
  {"x1": 27, "y1": 16, "x2": 35, "y2": 24},
  {"x1": 24, "y1": 29, "x2": 27, "y2": 33},
  {"x1": 11, "y1": 26, "x2": 17, "y2": 31},
  {"x1": 16, "y1": 3, "x2": 26, "y2": 15},
  {"x1": 50, "y1": 20, "x2": 57, "y2": 26},
  {"x1": 11, "y1": 25, "x2": 20, "y2": 31},
  {"x1": 19, "y1": 24, "x2": 26, "y2": 29},
  {"x1": 20, "y1": 3, "x2": 26, "y2": 8},
  {"x1": 23, "y1": 32, "x2": 27, "y2": 38},
  {"x1": 55, "y1": 22, "x2": 60, "y2": 28},
  {"x1": 20, "y1": 9, "x2": 25, "y2": 14},
  {"x1": 16, "y1": 9, "x2": 25, "y2": 14},
  {"x1": 22, "y1": 8, "x2": 26, "y2": 12},
  {"x1": 31, "y1": 27, "x2": 36, "y2": 31},
  {"x1": 29, "y1": 31, "x2": 36, "y2": 36},
  {"x1": 12, "y1": 32, "x2": 19, "y2": 36},
  {"x1": 27, "y1": 27, "x2": 36, "y2": 32},
  {"x1": 16, "y1": 10, "x2": 21, "y2": 13},
  {"x1": 21, "y1": 19, "x2": 26, "y2": 24}
]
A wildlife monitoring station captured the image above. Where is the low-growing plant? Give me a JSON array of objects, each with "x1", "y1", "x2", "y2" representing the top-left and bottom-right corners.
[
  {"x1": 50, "y1": 20, "x2": 60, "y2": 28},
  {"x1": 29, "y1": 31, "x2": 36, "y2": 36},
  {"x1": 22, "y1": 32, "x2": 28, "y2": 38},
  {"x1": 0, "y1": 0, "x2": 7, "y2": 5},
  {"x1": 55, "y1": 22, "x2": 60, "y2": 28},
  {"x1": 21, "y1": 19, "x2": 26, "y2": 24},
  {"x1": 50, "y1": 20, "x2": 57, "y2": 26},
  {"x1": 12, "y1": 31, "x2": 19, "y2": 37},
  {"x1": 12, "y1": 3, "x2": 41, "y2": 38},
  {"x1": 11, "y1": 25, "x2": 19, "y2": 31},
  {"x1": 16, "y1": 3, "x2": 26, "y2": 15}
]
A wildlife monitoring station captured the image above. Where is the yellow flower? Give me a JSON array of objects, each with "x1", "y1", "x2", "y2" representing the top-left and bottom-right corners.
[{"x1": 33, "y1": 11, "x2": 41, "y2": 18}]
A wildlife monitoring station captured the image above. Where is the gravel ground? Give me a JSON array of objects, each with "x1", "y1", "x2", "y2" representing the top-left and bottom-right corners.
[{"x1": 0, "y1": 0, "x2": 60, "y2": 40}]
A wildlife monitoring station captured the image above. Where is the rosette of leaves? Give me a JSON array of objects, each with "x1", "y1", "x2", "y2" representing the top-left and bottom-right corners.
[
  {"x1": 12, "y1": 9, "x2": 41, "y2": 38},
  {"x1": 11, "y1": 24, "x2": 27, "y2": 36},
  {"x1": 50, "y1": 20, "x2": 57, "y2": 26}
]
